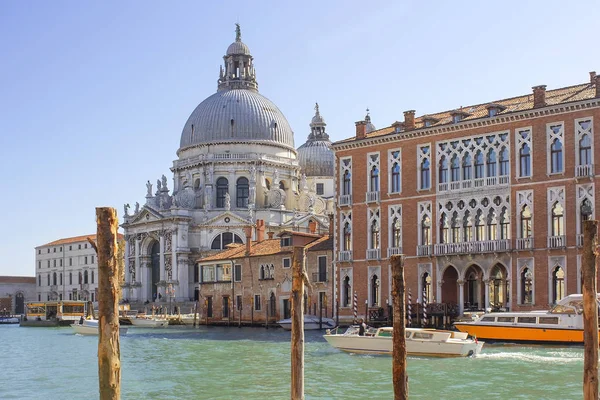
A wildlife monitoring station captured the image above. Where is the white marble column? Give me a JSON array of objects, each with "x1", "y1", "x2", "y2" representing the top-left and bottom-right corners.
[
  {"x1": 484, "y1": 279, "x2": 490, "y2": 310},
  {"x1": 458, "y1": 280, "x2": 465, "y2": 315},
  {"x1": 124, "y1": 238, "x2": 131, "y2": 285}
]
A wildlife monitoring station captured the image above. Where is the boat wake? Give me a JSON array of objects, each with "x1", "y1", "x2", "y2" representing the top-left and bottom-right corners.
[{"x1": 477, "y1": 351, "x2": 582, "y2": 364}]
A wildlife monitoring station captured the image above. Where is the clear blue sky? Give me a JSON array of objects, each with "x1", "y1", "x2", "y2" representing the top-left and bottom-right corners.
[{"x1": 1, "y1": 1, "x2": 598, "y2": 276}]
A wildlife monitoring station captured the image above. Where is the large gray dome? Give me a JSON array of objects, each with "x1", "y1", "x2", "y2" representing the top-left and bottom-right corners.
[
  {"x1": 179, "y1": 89, "x2": 295, "y2": 151},
  {"x1": 297, "y1": 140, "x2": 334, "y2": 177}
]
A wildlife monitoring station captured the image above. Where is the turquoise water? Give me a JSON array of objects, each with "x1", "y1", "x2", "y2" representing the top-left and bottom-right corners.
[{"x1": 0, "y1": 324, "x2": 586, "y2": 399}]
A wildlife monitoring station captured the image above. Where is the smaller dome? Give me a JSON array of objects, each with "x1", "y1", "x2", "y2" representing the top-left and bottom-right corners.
[
  {"x1": 297, "y1": 141, "x2": 334, "y2": 177},
  {"x1": 226, "y1": 40, "x2": 251, "y2": 56}
]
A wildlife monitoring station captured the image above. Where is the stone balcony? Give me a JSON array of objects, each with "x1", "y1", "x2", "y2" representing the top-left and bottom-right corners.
[
  {"x1": 366, "y1": 248, "x2": 381, "y2": 260},
  {"x1": 338, "y1": 194, "x2": 352, "y2": 207},
  {"x1": 516, "y1": 237, "x2": 534, "y2": 250},
  {"x1": 433, "y1": 239, "x2": 510, "y2": 256},
  {"x1": 416, "y1": 245, "x2": 432, "y2": 257},
  {"x1": 437, "y1": 175, "x2": 510, "y2": 194},
  {"x1": 338, "y1": 251, "x2": 352, "y2": 262},
  {"x1": 547, "y1": 235, "x2": 566, "y2": 248},
  {"x1": 575, "y1": 164, "x2": 594, "y2": 178},
  {"x1": 387, "y1": 246, "x2": 403, "y2": 257},
  {"x1": 365, "y1": 191, "x2": 380, "y2": 204}
]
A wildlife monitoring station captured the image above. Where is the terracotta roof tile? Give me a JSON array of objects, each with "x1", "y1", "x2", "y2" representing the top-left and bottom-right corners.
[
  {"x1": 38, "y1": 233, "x2": 125, "y2": 248},
  {"x1": 0, "y1": 276, "x2": 36, "y2": 284},
  {"x1": 335, "y1": 81, "x2": 597, "y2": 144},
  {"x1": 306, "y1": 235, "x2": 333, "y2": 252}
]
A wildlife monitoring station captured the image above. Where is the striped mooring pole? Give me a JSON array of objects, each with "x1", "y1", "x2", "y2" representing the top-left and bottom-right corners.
[
  {"x1": 353, "y1": 291, "x2": 358, "y2": 324},
  {"x1": 422, "y1": 288, "x2": 427, "y2": 327},
  {"x1": 407, "y1": 288, "x2": 412, "y2": 327}
]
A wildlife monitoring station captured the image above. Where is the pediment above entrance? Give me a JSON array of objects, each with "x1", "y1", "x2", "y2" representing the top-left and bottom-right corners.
[
  {"x1": 203, "y1": 211, "x2": 251, "y2": 227},
  {"x1": 129, "y1": 207, "x2": 164, "y2": 224}
]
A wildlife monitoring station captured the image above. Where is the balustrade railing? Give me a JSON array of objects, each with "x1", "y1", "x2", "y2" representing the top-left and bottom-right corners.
[
  {"x1": 338, "y1": 251, "x2": 352, "y2": 262},
  {"x1": 433, "y1": 239, "x2": 511, "y2": 255},
  {"x1": 516, "y1": 237, "x2": 534, "y2": 250},
  {"x1": 338, "y1": 194, "x2": 352, "y2": 206},
  {"x1": 365, "y1": 191, "x2": 380, "y2": 203},
  {"x1": 387, "y1": 247, "x2": 403, "y2": 257},
  {"x1": 366, "y1": 248, "x2": 381, "y2": 260},
  {"x1": 575, "y1": 164, "x2": 594, "y2": 178},
  {"x1": 437, "y1": 174, "x2": 510, "y2": 193},
  {"x1": 547, "y1": 235, "x2": 566, "y2": 248},
  {"x1": 417, "y1": 245, "x2": 432, "y2": 256}
]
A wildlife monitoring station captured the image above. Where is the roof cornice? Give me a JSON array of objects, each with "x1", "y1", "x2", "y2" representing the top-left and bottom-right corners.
[{"x1": 332, "y1": 98, "x2": 600, "y2": 151}]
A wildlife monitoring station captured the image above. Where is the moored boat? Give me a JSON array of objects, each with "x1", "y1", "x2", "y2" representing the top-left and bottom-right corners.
[
  {"x1": 454, "y1": 294, "x2": 599, "y2": 344},
  {"x1": 0, "y1": 316, "x2": 20, "y2": 324},
  {"x1": 71, "y1": 319, "x2": 128, "y2": 336},
  {"x1": 277, "y1": 315, "x2": 336, "y2": 330},
  {"x1": 324, "y1": 326, "x2": 483, "y2": 357},
  {"x1": 130, "y1": 316, "x2": 169, "y2": 328}
]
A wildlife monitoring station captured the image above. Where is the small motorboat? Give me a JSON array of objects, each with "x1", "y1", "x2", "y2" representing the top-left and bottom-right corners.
[
  {"x1": 324, "y1": 326, "x2": 483, "y2": 357},
  {"x1": 0, "y1": 316, "x2": 20, "y2": 324},
  {"x1": 277, "y1": 315, "x2": 336, "y2": 331},
  {"x1": 130, "y1": 316, "x2": 169, "y2": 328},
  {"x1": 71, "y1": 319, "x2": 128, "y2": 336}
]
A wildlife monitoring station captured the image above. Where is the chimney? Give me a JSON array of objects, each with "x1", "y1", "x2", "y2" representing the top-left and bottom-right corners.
[
  {"x1": 595, "y1": 75, "x2": 600, "y2": 98},
  {"x1": 328, "y1": 214, "x2": 334, "y2": 236},
  {"x1": 267, "y1": 231, "x2": 274, "y2": 239},
  {"x1": 244, "y1": 227, "x2": 252, "y2": 255},
  {"x1": 590, "y1": 71, "x2": 597, "y2": 84},
  {"x1": 256, "y1": 219, "x2": 265, "y2": 242},
  {"x1": 403, "y1": 110, "x2": 416, "y2": 130},
  {"x1": 532, "y1": 85, "x2": 547, "y2": 108},
  {"x1": 355, "y1": 120, "x2": 367, "y2": 139},
  {"x1": 308, "y1": 220, "x2": 317, "y2": 234}
]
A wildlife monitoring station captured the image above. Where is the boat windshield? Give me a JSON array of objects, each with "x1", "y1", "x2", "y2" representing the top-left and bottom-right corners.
[{"x1": 550, "y1": 300, "x2": 582, "y2": 314}]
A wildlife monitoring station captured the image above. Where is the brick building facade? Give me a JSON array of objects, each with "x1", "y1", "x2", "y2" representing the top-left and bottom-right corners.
[
  {"x1": 194, "y1": 220, "x2": 334, "y2": 324},
  {"x1": 333, "y1": 72, "x2": 600, "y2": 323}
]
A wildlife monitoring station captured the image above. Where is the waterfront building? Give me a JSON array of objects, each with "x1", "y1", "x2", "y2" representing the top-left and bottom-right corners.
[
  {"x1": 333, "y1": 72, "x2": 600, "y2": 322},
  {"x1": 35, "y1": 234, "x2": 123, "y2": 303},
  {"x1": 121, "y1": 25, "x2": 334, "y2": 306},
  {"x1": 0, "y1": 276, "x2": 36, "y2": 315},
  {"x1": 195, "y1": 219, "x2": 333, "y2": 323}
]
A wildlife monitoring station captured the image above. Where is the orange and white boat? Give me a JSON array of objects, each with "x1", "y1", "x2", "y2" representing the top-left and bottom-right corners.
[{"x1": 454, "y1": 294, "x2": 600, "y2": 344}]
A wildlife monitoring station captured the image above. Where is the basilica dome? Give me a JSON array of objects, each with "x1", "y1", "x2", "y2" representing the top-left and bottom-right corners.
[
  {"x1": 178, "y1": 24, "x2": 295, "y2": 152},
  {"x1": 297, "y1": 103, "x2": 334, "y2": 177},
  {"x1": 179, "y1": 89, "x2": 295, "y2": 151}
]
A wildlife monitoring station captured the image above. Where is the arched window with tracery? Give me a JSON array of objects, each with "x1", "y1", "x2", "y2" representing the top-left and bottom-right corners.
[
  {"x1": 550, "y1": 138, "x2": 563, "y2": 173},
  {"x1": 462, "y1": 154, "x2": 472, "y2": 180},
  {"x1": 370, "y1": 220, "x2": 380, "y2": 249},
  {"x1": 475, "y1": 210, "x2": 485, "y2": 241},
  {"x1": 370, "y1": 274, "x2": 380, "y2": 306},
  {"x1": 463, "y1": 211, "x2": 473, "y2": 242},
  {"x1": 499, "y1": 147, "x2": 509, "y2": 176},
  {"x1": 475, "y1": 151, "x2": 485, "y2": 179},
  {"x1": 211, "y1": 232, "x2": 243, "y2": 250},
  {"x1": 551, "y1": 202, "x2": 564, "y2": 237},
  {"x1": 500, "y1": 208, "x2": 510, "y2": 239},
  {"x1": 521, "y1": 267, "x2": 533, "y2": 304},
  {"x1": 370, "y1": 165, "x2": 379, "y2": 191},
  {"x1": 450, "y1": 155, "x2": 460, "y2": 182},
  {"x1": 439, "y1": 213, "x2": 449, "y2": 244},
  {"x1": 391, "y1": 218, "x2": 401, "y2": 248},
  {"x1": 487, "y1": 210, "x2": 498, "y2": 241},
  {"x1": 438, "y1": 156, "x2": 448, "y2": 184},
  {"x1": 216, "y1": 177, "x2": 229, "y2": 208},
  {"x1": 391, "y1": 160, "x2": 401, "y2": 193},
  {"x1": 520, "y1": 205, "x2": 532, "y2": 238},
  {"x1": 519, "y1": 143, "x2": 531, "y2": 177},
  {"x1": 451, "y1": 212, "x2": 460, "y2": 243},
  {"x1": 552, "y1": 266, "x2": 565, "y2": 304},
  {"x1": 579, "y1": 134, "x2": 592, "y2": 166},
  {"x1": 343, "y1": 222, "x2": 351, "y2": 251},
  {"x1": 342, "y1": 276, "x2": 351, "y2": 307},
  {"x1": 342, "y1": 170, "x2": 351, "y2": 195},
  {"x1": 421, "y1": 216, "x2": 431, "y2": 245},
  {"x1": 420, "y1": 159, "x2": 430, "y2": 189},
  {"x1": 487, "y1": 149, "x2": 497, "y2": 177}
]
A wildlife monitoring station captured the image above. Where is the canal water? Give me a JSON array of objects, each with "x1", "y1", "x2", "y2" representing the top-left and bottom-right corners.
[{"x1": 0, "y1": 325, "x2": 584, "y2": 399}]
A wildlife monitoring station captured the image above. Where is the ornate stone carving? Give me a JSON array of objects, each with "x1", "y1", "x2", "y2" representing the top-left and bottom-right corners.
[
  {"x1": 161, "y1": 174, "x2": 168, "y2": 191},
  {"x1": 165, "y1": 232, "x2": 172, "y2": 253},
  {"x1": 267, "y1": 188, "x2": 286, "y2": 209},
  {"x1": 124, "y1": 203, "x2": 130, "y2": 217},
  {"x1": 176, "y1": 186, "x2": 196, "y2": 209},
  {"x1": 165, "y1": 256, "x2": 172, "y2": 281},
  {"x1": 128, "y1": 260, "x2": 136, "y2": 281},
  {"x1": 128, "y1": 237, "x2": 136, "y2": 257}
]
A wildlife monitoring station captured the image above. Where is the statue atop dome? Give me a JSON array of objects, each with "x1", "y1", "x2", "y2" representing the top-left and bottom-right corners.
[{"x1": 235, "y1": 23, "x2": 241, "y2": 42}]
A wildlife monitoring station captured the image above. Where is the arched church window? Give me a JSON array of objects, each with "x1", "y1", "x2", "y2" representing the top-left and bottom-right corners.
[
  {"x1": 211, "y1": 232, "x2": 243, "y2": 250},
  {"x1": 236, "y1": 177, "x2": 249, "y2": 208},
  {"x1": 216, "y1": 177, "x2": 229, "y2": 208}
]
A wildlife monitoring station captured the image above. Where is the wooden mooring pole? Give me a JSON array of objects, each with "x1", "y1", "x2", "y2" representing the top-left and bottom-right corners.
[
  {"x1": 94, "y1": 207, "x2": 121, "y2": 400},
  {"x1": 582, "y1": 220, "x2": 598, "y2": 400},
  {"x1": 291, "y1": 246, "x2": 308, "y2": 400},
  {"x1": 391, "y1": 254, "x2": 408, "y2": 399}
]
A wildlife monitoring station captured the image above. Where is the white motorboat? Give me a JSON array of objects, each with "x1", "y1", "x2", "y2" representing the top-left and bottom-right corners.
[
  {"x1": 130, "y1": 317, "x2": 169, "y2": 328},
  {"x1": 277, "y1": 315, "x2": 336, "y2": 331},
  {"x1": 0, "y1": 316, "x2": 20, "y2": 324},
  {"x1": 71, "y1": 319, "x2": 128, "y2": 336},
  {"x1": 324, "y1": 326, "x2": 483, "y2": 357}
]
